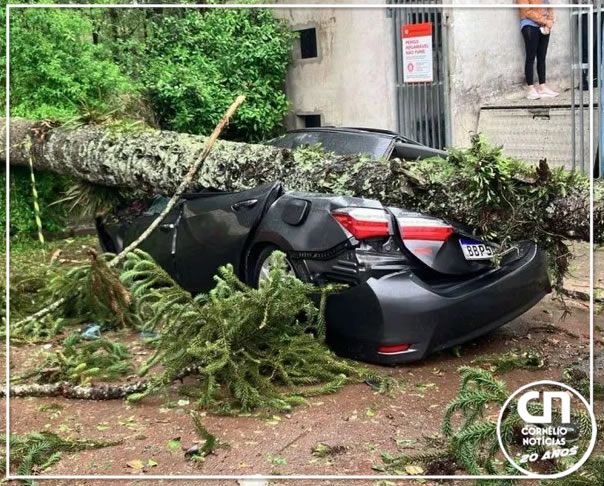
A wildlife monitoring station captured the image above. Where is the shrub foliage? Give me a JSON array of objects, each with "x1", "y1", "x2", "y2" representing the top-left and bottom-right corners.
[{"x1": 4, "y1": 3, "x2": 294, "y2": 141}]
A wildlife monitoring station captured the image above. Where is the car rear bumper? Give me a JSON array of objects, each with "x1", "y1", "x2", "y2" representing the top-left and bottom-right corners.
[{"x1": 325, "y1": 242, "x2": 551, "y2": 364}]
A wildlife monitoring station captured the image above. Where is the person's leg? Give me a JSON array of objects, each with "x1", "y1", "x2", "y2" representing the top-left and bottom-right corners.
[
  {"x1": 521, "y1": 26, "x2": 539, "y2": 86},
  {"x1": 536, "y1": 32, "x2": 558, "y2": 97},
  {"x1": 536, "y1": 31, "x2": 550, "y2": 85},
  {"x1": 521, "y1": 26, "x2": 540, "y2": 98}
]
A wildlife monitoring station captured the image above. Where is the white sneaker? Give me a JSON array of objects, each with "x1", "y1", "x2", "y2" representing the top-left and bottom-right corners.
[
  {"x1": 538, "y1": 86, "x2": 559, "y2": 98},
  {"x1": 527, "y1": 86, "x2": 540, "y2": 100}
]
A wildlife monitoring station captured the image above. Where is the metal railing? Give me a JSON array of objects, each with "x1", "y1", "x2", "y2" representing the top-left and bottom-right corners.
[
  {"x1": 390, "y1": 1, "x2": 599, "y2": 172},
  {"x1": 571, "y1": 1, "x2": 601, "y2": 177}
]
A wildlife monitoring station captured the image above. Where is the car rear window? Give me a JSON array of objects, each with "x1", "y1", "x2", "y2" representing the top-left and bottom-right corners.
[{"x1": 268, "y1": 131, "x2": 394, "y2": 159}]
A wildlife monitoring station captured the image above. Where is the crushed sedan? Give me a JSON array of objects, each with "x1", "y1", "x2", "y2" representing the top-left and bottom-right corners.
[{"x1": 96, "y1": 180, "x2": 551, "y2": 365}]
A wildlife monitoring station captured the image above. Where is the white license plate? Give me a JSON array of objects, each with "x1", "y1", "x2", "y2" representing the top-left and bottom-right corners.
[{"x1": 459, "y1": 239, "x2": 494, "y2": 260}]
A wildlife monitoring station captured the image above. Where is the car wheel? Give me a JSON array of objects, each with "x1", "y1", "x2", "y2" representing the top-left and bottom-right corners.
[{"x1": 252, "y1": 245, "x2": 297, "y2": 287}]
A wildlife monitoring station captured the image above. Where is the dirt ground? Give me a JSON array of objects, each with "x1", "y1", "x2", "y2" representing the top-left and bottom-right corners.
[{"x1": 1, "y1": 242, "x2": 602, "y2": 486}]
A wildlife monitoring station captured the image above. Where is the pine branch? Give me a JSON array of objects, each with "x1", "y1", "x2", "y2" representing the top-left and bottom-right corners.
[
  {"x1": 1, "y1": 431, "x2": 121, "y2": 480},
  {"x1": 124, "y1": 250, "x2": 365, "y2": 413}
]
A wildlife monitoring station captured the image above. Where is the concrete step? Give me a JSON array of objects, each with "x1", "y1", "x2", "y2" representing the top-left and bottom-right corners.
[{"x1": 477, "y1": 89, "x2": 597, "y2": 172}]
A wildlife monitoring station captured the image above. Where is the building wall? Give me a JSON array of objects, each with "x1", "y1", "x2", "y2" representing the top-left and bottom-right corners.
[
  {"x1": 445, "y1": 0, "x2": 572, "y2": 146},
  {"x1": 273, "y1": 1, "x2": 398, "y2": 131},
  {"x1": 274, "y1": 1, "x2": 574, "y2": 147}
]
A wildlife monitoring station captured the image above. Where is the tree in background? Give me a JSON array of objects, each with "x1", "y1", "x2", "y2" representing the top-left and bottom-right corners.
[
  {"x1": 134, "y1": 7, "x2": 294, "y2": 141},
  {"x1": 6, "y1": 3, "x2": 294, "y2": 140},
  {"x1": 8, "y1": 5, "x2": 137, "y2": 120}
]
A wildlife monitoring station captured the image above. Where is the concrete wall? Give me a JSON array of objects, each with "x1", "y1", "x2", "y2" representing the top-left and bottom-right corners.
[
  {"x1": 445, "y1": 0, "x2": 572, "y2": 146},
  {"x1": 273, "y1": 1, "x2": 397, "y2": 131}
]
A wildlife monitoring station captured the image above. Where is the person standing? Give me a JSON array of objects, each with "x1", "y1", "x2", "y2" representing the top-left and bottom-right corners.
[{"x1": 518, "y1": 0, "x2": 559, "y2": 99}]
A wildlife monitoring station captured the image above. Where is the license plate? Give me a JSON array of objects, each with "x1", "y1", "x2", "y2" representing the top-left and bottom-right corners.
[{"x1": 459, "y1": 239, "x2": 494, "y2": 260}]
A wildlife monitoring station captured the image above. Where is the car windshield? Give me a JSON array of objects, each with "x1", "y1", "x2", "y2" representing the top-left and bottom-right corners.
[{"x1": 267, "y1": 130, "x2": 394, "y2": 159}]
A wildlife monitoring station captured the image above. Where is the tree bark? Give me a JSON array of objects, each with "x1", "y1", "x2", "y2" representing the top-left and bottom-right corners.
[{"x1": 2, "y1": 117, "x2": 601, "y2": 243}]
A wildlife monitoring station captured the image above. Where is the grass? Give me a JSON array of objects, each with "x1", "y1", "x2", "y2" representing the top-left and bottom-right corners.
[{"x1": 3, "y1": 234, "x2": 100, "y2": 335}]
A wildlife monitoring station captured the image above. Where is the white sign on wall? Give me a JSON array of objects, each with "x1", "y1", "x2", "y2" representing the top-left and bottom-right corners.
[{"x1": 402, "y1": 22, "x2": 434, "y2": 83}]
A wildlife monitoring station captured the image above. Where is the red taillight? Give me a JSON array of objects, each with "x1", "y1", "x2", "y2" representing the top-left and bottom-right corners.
[
  {"x1": 398, "y1": 217, "x2": 454, "y2": 241},
  {"x1": 378, "y1": 344, "x2": 410, "y2": 354},
  {"x1": 331, "y1": 208, "x2": 390, "y2": 240},
  {"x1": 401, "y1": 226, "x2": 454, "y2": 241}
]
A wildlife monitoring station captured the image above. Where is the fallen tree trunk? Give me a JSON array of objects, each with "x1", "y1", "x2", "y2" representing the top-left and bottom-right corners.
[
  {"x1": 2, "y1": 117, "x2": 602, "y2": 244},
  {"x1": 0, "y1": 381, "x2": 147, "y2": 400},
  {"x1": 2, "y1": 117, "x2": 295, "y2": 194}
]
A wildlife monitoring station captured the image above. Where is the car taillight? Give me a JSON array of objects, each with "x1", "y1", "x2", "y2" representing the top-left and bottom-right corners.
[
  {"x1": 378, "y1": 344, "x2": 410, "y2": 354},
  {"x1": 331, "y1": 208, "x2": 390, "y2": 240},
  {"x1": 398, "y1": 217, "x2": 454, "y2": 241}
]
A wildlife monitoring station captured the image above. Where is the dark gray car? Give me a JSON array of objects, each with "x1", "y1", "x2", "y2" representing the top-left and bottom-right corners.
[{"x1": 96, "y1": 129, "x2": 550, "y2": 364}]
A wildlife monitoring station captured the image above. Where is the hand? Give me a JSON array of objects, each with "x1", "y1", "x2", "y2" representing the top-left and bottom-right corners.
[
  {"x1": 542, "y1": 26, "x2": 551, "y2": 35},
  {"x1": 545, "y1": 19, "x2": 554, "y2": 29}
]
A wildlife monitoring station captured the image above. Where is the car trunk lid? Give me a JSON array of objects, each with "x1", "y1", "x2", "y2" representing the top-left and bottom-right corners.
[{"x1": 388, "y1": 208, "x2": 495, "y2": 276}]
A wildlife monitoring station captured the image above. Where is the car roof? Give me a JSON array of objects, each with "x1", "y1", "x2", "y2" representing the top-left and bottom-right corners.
[
  {"x1": 328, "y1": 126, "x2": 402, "y2": 137},
  {"x1": 282, "y1": 127, "x2": 421, "y2": 145}
]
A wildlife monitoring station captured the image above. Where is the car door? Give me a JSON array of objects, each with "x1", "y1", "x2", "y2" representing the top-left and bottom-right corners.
[
  {"x1": 122, "y1": 199, "x2": 184, "y2": 279},
  {"x1": 174, "y1": 183, "x2": 282, "y2": 293}
]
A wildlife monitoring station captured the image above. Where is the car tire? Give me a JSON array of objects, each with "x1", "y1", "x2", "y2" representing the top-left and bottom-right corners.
[{"x1": 251, "y1": 245, "x2": 299, "y2": 287}]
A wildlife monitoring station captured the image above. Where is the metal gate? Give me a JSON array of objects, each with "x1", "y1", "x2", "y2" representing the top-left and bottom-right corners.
[
  {"x1": 391, "y1": 0, "x2": 450, "y2": 150},
  {"x1": 569, "y1": 1, "x2": 601, "y2": 176}
]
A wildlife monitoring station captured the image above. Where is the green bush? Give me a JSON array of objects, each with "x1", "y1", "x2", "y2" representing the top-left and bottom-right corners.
[
  {"x1": 7, "y1": 5, "x2": 137, "y2": 120},
  {"x1": 137, "y1": 7, "x2": 294, "y2": 140}
]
